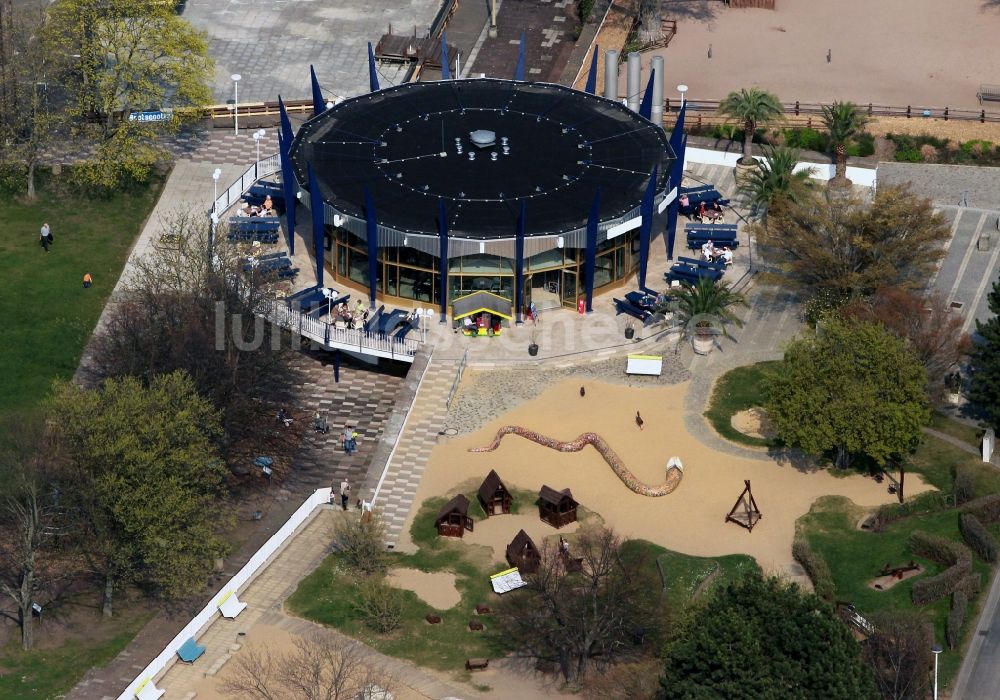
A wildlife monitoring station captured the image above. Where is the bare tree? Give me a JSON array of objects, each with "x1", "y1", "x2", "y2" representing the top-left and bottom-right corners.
[
  {"x1": 90, "y1": 211, "x2": 298, "y2": 445},
  {"x1": 862, "y1": 610, "x2": 933, "y2": 700},
  {"x1": 0, "y1": 418, "x2": 68, "y2": 649},
  {"x1": 495, "y1": 526, "x2": 658, "y2": 687},
  {"x1": 221, "y1": 629, "x2": 396, "y2": 700}
]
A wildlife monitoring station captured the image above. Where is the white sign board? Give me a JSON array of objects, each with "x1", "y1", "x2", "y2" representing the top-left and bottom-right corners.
[
  {"x1": 490, "y1": 567, "x2": 526, "y2": 594},
  {"x1": 984, "y1": 428, "x2": 996, "y2": 463},
  {"x1": 626, "y1": 354, "x2": 663, "y2": 376}
]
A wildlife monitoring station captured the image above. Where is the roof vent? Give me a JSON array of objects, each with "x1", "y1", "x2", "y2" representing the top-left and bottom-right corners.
[{"x1": 469, "y1": 130, "x2": 496, "y2": 148}]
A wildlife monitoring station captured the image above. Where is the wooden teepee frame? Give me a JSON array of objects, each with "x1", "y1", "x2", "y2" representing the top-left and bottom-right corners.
[{"x1": 726, "y1": 480, "x2": 762, "y2": 532}]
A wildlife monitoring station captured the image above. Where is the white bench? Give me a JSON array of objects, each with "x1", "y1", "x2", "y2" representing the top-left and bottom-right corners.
[
  {"x1": 135, "y1": 678, "x2": 165, "y2": 700},
  {"x1": 217, "y1": 590, "x2": 248, "y2": 619},
  {"x1": 978, "y1": 84, "x2": 1000, "y2": 104}
]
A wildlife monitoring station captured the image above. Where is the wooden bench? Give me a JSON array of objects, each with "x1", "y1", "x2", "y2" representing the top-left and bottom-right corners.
[
  {"x1": 979, "y1": 84, "x2": 1000, "y2": 104},
  {"x1": 465, "y1": 658, "x2": 490, "y2": 671}
]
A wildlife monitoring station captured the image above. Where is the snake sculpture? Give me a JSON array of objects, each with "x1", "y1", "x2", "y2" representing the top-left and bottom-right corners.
[{"x1": 469, "y1": 425, "x2": 684, "y2": 497}]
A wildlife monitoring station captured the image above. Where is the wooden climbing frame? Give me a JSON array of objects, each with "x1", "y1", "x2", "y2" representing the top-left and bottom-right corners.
[{"x1": 726, "y1": 480, "x2": 762, "y2": 532}]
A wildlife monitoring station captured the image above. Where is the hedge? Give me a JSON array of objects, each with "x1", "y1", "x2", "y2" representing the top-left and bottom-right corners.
[
  {"x1": 955, "y1": 572, "x2": 982, "y2": 600},
  {"x1": 959, "y1": 513, "x2": 998, "y2": 563},
  {"x1": 954, "y1": 467, "x2": 976, "y2": 506},
  {"x1": 873, "y1": 491, "x2": 951, "y2": 529},
  {"x1": 961, "y1": 493, "x2": 1000, "y2": 524},
  {"x1": 792, "y1": 538, "x2": 835, "y2": 601},
  {"x1": 908, "y1": 530, "x2": 972, "y2": 567},
  {"x1": 911, "y1": 561, "x2": 973, "y2": 605},
  {"x1": 946, "y1": 591, "x2": 968, "y2": 650}
]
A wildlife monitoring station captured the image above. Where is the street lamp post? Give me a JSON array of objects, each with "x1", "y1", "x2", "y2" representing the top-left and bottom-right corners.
[
  {"x1": 677, "y1": 84, "x2": 689, "y2": 109},
  {"x1": 931, "y1": 644, "x2": 942, "y2": 699},
  {"x1": 231, "y1": 73, "x2": 242, "y2": 135},
  {"x1": 253, "y1": 128, "x2": 265, "y2": 164},
  {"x1": 212, "y1": 168, "x2": 222, "y2": 213}
]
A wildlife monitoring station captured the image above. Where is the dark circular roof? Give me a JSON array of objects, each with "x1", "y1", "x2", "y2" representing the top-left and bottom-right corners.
[{"x1": 289, "y1": 78, "x2": 674, "y2": 240}]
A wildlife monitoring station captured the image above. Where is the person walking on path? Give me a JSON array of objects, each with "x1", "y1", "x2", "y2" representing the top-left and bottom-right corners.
[
  {"x1": 83, "y1": 273, "x2": 93, "y2": 288},
  {"x1": 635, "y1": 411, "x2": 644, "y2": 430},
  {"x1": 340, "y1": 479, "x2": 351, "y2": 510},
  {"x1": 40, "y1": 223, "x2": 51, "y2": 252}
]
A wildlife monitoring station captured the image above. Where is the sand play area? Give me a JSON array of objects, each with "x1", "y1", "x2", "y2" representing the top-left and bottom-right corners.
[
  {"x1": 402, "y1": 378, "x2": 933, "y2": 574},
  {"x1": 646, "y1": 0, "x2": 1000, "y2": 110},
  {"x1": 386, "y1": 568, "x2": 461, "y2": 609}
]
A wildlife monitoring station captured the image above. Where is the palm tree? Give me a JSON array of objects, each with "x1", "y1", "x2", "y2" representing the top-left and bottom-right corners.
[
  {"x1": 738, "y1": 146, "x2": 815, "y2": 222},
  {"x1": 657, "y1": 277, "x2": 748, "y2": 349},
  {"x1": 718, "y1": 88, "x2": 784, "y2": 165},
  {"x1": 821, "y1": 101, "x2": 869, "y2": 183}
]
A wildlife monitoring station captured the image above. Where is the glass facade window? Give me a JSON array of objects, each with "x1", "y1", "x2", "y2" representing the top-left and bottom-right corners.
[{"x1": 327, "y1": 228, "x2": 639, "y2": 309}]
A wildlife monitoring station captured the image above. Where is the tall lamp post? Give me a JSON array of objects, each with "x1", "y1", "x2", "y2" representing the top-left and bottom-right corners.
[
  {"x1": 231, "y1": 73, "x2": 242, "y2": 135},
  {"x1": 931, "y1": 644, "x2": 943, "y2": 700},
  {"x1": 677, "y1": 84, "x2": 688, "y2": 109},
  {"x1": 212, "y1": 168, "x2": 222, "y2": 213},
  {"x1": 253, "y1": 128, "x2": 265, "y2": 164}
]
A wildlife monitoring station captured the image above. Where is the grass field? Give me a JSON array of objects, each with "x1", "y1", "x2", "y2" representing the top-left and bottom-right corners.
[
  {"x1": 0, "y1": 172, "x2": 166, "y2": 416},
  {"x1": 703, "y1": 361, "x2": 782, "y2": 447}
]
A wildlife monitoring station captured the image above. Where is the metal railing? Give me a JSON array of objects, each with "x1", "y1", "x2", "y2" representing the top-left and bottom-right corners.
[
  {"x1": 445, "y1": 348, "x2": 469, "y2": 409},
  {"x1": 212, "y1": 154, "x2": 281, "y2": 216},
  {"x1": 262, "y1": 299, "x2": 420, "y2": 362}
]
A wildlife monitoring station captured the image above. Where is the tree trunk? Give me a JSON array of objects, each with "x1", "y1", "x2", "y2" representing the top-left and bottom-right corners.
[
  {"x1": 897, "y1": 465, "x2": 905, "y2": 503},
  {"x1": 835, "y1": 445, "x2": 851, "y2": 469},
  {"x1": 26, "y1": 160, "x2": 36, "y2": 200},
  {"x1": 835, "y1": 143, "x2": 847, "y2": 182},
  {"x1": 102, "y1": 570, "x2": 114, "y2": 618},
  {"x1": 19, "y1": 570, "x2": 33, "y2": 650},
  {"x1": 742, "y1": 119, "x2": 755, "y2": 164}
]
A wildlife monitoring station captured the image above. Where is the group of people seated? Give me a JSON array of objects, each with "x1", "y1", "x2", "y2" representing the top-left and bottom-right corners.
[
  {"x1": 678, "y1": 194, "x2": 724, "y2": 222},
  {"x1": 701, "y1": 240, "x2": 734, "y2": 265},
  {"x1": 332, "y1": 300, "x2": 369, "y2": 329},
  {"x1": 240, "y1": 195, "x2": 276, "y2": 217}
]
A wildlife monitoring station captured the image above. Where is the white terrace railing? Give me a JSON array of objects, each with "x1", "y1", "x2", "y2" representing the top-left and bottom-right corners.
[
  {"x1": 213, "y1": 154, "x2": 281, "y2": 215},
  {"x1": 263, "y1": 299, "x2": 420, "y2": 362}
]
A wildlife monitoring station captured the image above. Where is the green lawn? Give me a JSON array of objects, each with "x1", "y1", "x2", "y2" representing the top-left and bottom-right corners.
[
  {"x1": 0, "y1": 172, "x2": 166, "y2": 415},
  {"x1": 928, "y1": 412, "x2": 983, "y2": 448},
  {"x1": 799, "y1": 496, "x2": 994, "y2": 689},
  {"x1": 703, "y1": 361, "x2": 782, "y2": 447},
  {"x1": 629, "y1": 542, "x2": 759, "y2": 609},
  {"x1": 0, "y1": 607, "x2": 153, "y2": 700}
]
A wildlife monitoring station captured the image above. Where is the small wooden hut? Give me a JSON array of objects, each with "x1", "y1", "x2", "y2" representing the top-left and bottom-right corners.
[
  {"x1": 538, "y1": 485, "x2": 578, "y2": 529},
  {"x1": 436, "y1": 494, "x2": 474, "y2": 537},
  {"x1": 505, "y1": 529, "x2": 540, "y2": 574},
  {"x1": 477, "y1": 469, "x2": 512, "y2": 517}
]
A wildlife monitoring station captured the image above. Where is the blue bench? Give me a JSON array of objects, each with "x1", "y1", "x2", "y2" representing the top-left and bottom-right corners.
[
  {"x1": 679, "y1": 184, "x2": 715, "y2": 195},
  {"x1": 229, "y1": 232, "x2": 279, "y2": 245},
  {"x1": 177, "y1": 637, "x2": 205, "y2": 664},
  {"x1": 243, "y1": 256, "x2": 290, "y2": 273},
  {"x1": 688, "y1": 238, "x2": 739, "y2": 251},
  {"x1": 377, "y1": 309, "x2": 410, "y2": 336},
  {"x1": 276, "y1": 266, "x2": 299, "y2": 280},
  {"x1": 613, "y1": 298, "x2": 652, "y2": 323},
  {"x1": 364, "y1": 305, "x2": 385, "y2": 334},
  {"x1": 685, "y1": 222, "x2": 737, "y2": 233},
  {"x1": 678, "y1": 256, "x2": 727, "y2": 272},
  {"x1": 286, "y1": 286, "x2": 327, "y2": 311},
  {"x1": 229, "y1": 217, "x2": 280, "y2": 231},
  {"x1": 394, "y1": 321, "x2": 417, "y2": 340},
  {"x1": 666, "y1": 264, "x2": 724, "y2": 284}
]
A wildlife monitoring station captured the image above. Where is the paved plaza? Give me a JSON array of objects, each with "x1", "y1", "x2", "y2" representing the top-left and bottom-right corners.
[{"x1": 180, "y1": 0, "x2": 443, "y2": 104}]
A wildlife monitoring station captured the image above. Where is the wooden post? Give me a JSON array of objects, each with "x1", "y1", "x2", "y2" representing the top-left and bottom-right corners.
[
  {"x1": 794, "y1": 100, "x2": 800, "y2": 116},
  {"x1": 906, "y1": 105, "x2": 911, "y2": 118},
  {"x1": 898, "y1": 464, "x2": 905, "y2": 504},
  {"x1": 944, "y1": 107, "x2": 949, "y2": 121},
  {"x1": 982, "y1": 110, "x2": 986, "y2": 124},
  {"x1": 867, "y1": 102, "x2": 873, "y2": 116}
]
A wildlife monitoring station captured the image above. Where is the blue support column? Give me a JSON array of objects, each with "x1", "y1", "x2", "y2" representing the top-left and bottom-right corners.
[
  {"x1": 669, "y1": 101, "x2": 686, "y2": 155},
  {"x1": 278, "y1": 96, "x2": 294, "y2": 146},
  {"x1": 638, "y1": 164, "x2": 658, "y2": 292},
  {"x1": 438, "y1": 199, "x2": 449, "y2": 322},
  {"x1": 368, "y1": 43, "x2": 380, "y2": 92},
  {"x1": 277, "y1": 131, "x2": 296, "y2": 256},
  {"x1": 363, "y1": 186, "x2": 379, "y2": 307},
  {"x1": 584, "y1": 188, "x2": 600, "y2": 312},
  {"x1": 307, "y1": 164, "x2": 324, "y2": 287},
  {"x1": 666, "y1": 134, "x2": 687, "y2": 261},
  {"x1": 310, "y1": 65, "x2": 326, "y2": 116},
  {"x1": 514, "y1": 32, "x2": 526, "y2": 81},
  {"x1": 639, "y1": 70, "x2": 654, "y2": 120},
  {"x1": 441, "y1": 33, "x2": 451, "y2": 80},
  {"x1": 515, "y1": 199, "x2": 526, "y2": 325},
  {"x1": 584, "y1": 45, "x2": 599, "y2": 95}
]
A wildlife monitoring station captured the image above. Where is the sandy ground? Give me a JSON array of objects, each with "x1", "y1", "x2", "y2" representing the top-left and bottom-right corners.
[
  {"x1": 401, "y1": 379, "x2": 933, "y2": 574},
  {"x1": 386, "y1": 568, "x2": 462, "y2": 610},
  {"x1": 640, "y1": 0, "x2": 1000, "y2": 110},
  {"x1": 463, "y1": 512, "x2": 582, "y2": 566},
  {"x1": 869, "y1": 565, "x2": 925, "y2": 591},
  {"x1": 731, "y1": 408, "x2": 776, "y2": 440}
]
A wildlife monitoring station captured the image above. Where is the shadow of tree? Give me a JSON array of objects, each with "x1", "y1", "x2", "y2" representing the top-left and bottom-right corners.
[{"x1": 663, "y1": 0, "x2": 724, "y2": 23}]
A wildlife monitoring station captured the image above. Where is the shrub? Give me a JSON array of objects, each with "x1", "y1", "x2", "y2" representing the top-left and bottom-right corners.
[
  {"x1": 911, "y1": 562, "x2": 972, "y2": 605},
  {"x1": 334, "y1": 510, "x2": 389, "y2": 577},
  {"x1": 962, "y1": 493, "x2": 1000, "y2": 523},
  {"x1": 355, "y1": 580, "x2": 403, "y2": 634},
  {"x1": 946, "y1": 591, "x2": 968, "y2": 650},
  {"x1": 954, "y1": 467, "x2": 976, "y2": 505},
  {"x1": 959, "y1": 513, "x2": 998, "y2": 562},
  {"x1": 908, "y1": 530, "x2": 971, "y2": 566},
  {"x1": 955, "y1": 571, "x2": 982, "y2": 599},
  {"x1": 792, "y1": 538, "x2": 835, "y2": 601},
  {"x1": 0, "y1": 162, "x2": 27, "y2": 195},
  {"x1": 783, "y1": 127, "x2": 827, "y2": 153},
  {"x1": 873, "y1": 491, "x2": 952, "y2": 529}
]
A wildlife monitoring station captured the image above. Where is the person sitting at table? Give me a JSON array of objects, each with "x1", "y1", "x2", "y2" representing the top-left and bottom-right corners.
[
  {"x1": 263, "y1": 195, "x2": 274, "y2": 212},
  {"x1": 721, "y1": 247, "x2": 734, "y2": 265},
  {"x1": 701, "y1": 240, "x2": 714, "y2": 260},
  {"x1": 709, "y1": 200, "x2": 723, "y2": 213},
  {"x1": 679, "y1": 193, "x2": 690, "y2": 208},
  {"x1": 697, "y1": 201, "x2": 707, "y2": 220}
]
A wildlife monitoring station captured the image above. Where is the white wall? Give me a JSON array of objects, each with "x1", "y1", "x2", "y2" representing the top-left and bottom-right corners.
[{"x1": 684, "y1": 146, "x2": 877, "y2": 188}]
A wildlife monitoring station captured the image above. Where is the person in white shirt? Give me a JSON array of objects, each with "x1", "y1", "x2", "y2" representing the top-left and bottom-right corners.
[{"x1": 721, "y1": 247, "x2": 733, "y2": 265}]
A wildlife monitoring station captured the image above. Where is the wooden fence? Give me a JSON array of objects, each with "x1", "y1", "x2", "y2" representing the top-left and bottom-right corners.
[
  {"x1": 727, "y1": 0, "x2": 775, "y2": 8},
  {"x1": 662, "y1": 98, "x2": 1000, "y2": 126}
]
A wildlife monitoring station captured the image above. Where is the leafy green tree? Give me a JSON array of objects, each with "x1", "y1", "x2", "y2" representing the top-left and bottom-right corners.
[
  {"x1": 718, "y1": 88, "x2": 784, "y2": 165},
  {"x1": 968, "y1": 276, "x2": 1000, "y2": 430},
  {"x1": 760, "y1": 185, "x2": 950, "y2": 297},
  {"x1": 43, "y1": 0, "x2": 213, "y2": 189},
  {"x1": 660, "y1": 572, "x2": 877, "y2": 699},
  {"x1": 739, "y1": 146, "x2": 814, "y2": 223},
  {"x1": 765, "y1": 319, "x2": 930, "y2": 469},
  {"x1": 822, "y1": 101, "x2": 869, "y2": 183},
  {"x1": 53, "y1": 371, "x2": 231, "y2": 616}
]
